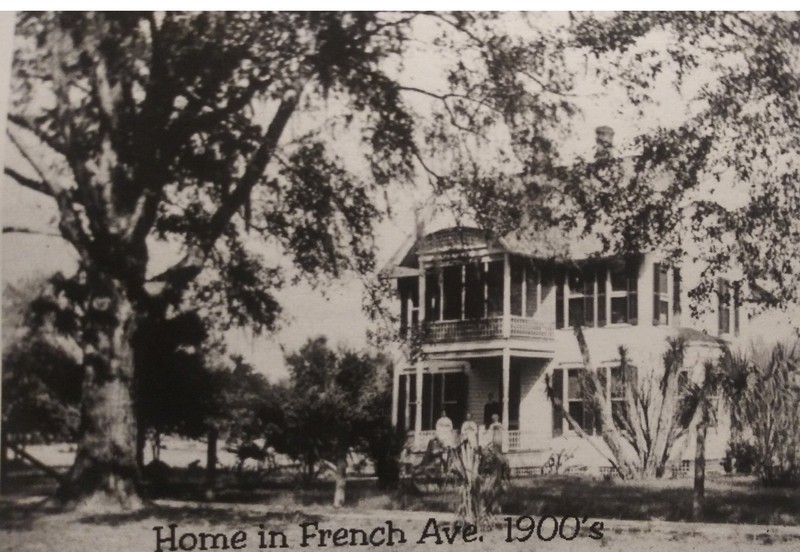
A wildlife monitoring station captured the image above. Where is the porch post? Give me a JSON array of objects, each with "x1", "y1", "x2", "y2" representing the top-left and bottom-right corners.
[
  {"x1": 391, "y1": 365, "x2": 400, "y2": 427},
  {"x1": 414, "y1": 361, "x2": 424, "y2": 450},
  {"x1": 502, "y1": 347, "x2": 510, "y2": 452},
  {"x1": 419, "y1": 263, "x2": 426, "y2": 322},
  {"x1": 503, "y1": 253, "x2": 511, "y2": 337}
]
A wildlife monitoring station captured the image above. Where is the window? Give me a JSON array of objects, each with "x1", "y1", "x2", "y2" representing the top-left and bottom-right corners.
[
  {"x1": 610, "y1": 366, "x2": 636, "y2": 424},
  {"x1": 551, "y1": 365, "x2": 637, "y2": 437},
  {"x1": 397, "y1": 373, "x2": 417, "y2": 432},
  {"x1": 398, "y1": 278, "x2": 419, "y2": 338},
  {"x1": 486, "y1": 261, "x2": 504, "y2": 317},
  {"x1": 425, "y1": 270, "x2": 440, "y2": 321},
  {"x1": 653, "y1": 263, "x2": 670, "y2": 325},
  {"x1": 567, "y1": 268, "x2": 595, "y2": 328},
  {"x1": 419, "y1": 372, "x2": 467, "y2": 430},
  {"x1": 718, "y1": 278, "x2": 731, "y2": 335},
  {"x1": 464, "y1": 263, "x2": 484, "y2": 319},
  {"x1": 510, "y1": 259, "x2": 524, "y2": 316},
  {"x1": 550, "y1": 367, "x2": 599, "y2": 436},
  {"x1": 555, "y1": 259, "x2": 638, "y2": 329},
  {"x1": 442, "y1": 265, "x2": 462, "y2": 320},
  {"x1": 609, "y1": 263, "x2": 638, "y2": 325},
  {"x1": 567, "y1": 369, "x2": 597, "y2": 433}
]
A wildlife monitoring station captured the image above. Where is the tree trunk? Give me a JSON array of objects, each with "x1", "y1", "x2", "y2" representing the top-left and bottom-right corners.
[
  {"x1": 206, "y1": 428, "x2": 218, "y2": 489},
  {"x1": 573, "y1": 326, "x2": 641, "y2": 478},
  {"x1": 333, "y1": 448, "x2": 348, "y2": 508},
  {"x1": 693, "y1": 418, "x2": 707, "y2": 520},
  {"x1": 1, "y1": 428, "x2": 8, "y2": 492},
  {"x1": 135, "y1": 424, "x2": 146, "y2": 470},
  {"x1": 56, "y1": 278, "x2": 142, "y2": 511}
]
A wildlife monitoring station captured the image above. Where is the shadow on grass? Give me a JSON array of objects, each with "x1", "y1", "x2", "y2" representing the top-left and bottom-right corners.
[
  {"x1": 4, "y1": 466, "x2": 800, "y2": 527},
  {"x1": 78, "y1": 506, "x2": 322, "y2": 529},
  {"x1": 498, "y1": 475, "x2": 800, "y2": 525}
]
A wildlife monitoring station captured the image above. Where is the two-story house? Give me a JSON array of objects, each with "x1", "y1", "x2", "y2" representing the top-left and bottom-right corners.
[{"x1": 387, "y1": 223, "x2": 744, "y2": 473}]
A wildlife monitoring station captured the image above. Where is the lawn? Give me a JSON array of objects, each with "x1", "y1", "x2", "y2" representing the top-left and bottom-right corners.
[{"x1": 3, "y1": 448, "x2": 800, "y2": 552}]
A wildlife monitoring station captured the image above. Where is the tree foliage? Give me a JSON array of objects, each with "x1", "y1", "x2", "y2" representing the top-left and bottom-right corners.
[
  {"x1": 281, "y1": 336, "x2": 392, "y2": 505},
  {"x1": 563, "y1": 13, "x2": 800, "y2": 311},
  {"x1": 719, "y1": 342, "x2": 800, "y2": 486}
]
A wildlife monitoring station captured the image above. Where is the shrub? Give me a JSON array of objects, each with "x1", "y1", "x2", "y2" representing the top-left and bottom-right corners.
[
  {"x1": 721, "y1": 343, "x2": 800, "y2": 487},
  {"x1": 723, "y1": 440, "x2": 759, "y2": 475}
]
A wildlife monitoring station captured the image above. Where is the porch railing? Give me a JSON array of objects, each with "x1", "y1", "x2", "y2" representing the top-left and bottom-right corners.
[
  {"x1": 421, "y1": 316, "x2": 554, "y2": 343},
  {"x1": 410, "y1": 429, "x2": 537, "y2": 452}
]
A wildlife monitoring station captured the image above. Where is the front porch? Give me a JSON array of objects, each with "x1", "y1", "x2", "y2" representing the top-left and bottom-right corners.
[{"x1": 393, "y1": 353, "x2": 550, "y2": 454}]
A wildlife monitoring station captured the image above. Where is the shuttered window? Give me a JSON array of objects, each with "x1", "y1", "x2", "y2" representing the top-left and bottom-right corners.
[
  {"x1": 653, "y1": 263, "x2": 669, "y2": 325},
  {"x1": 718, "y1": 278, "x2": 731, "y2": 335}
]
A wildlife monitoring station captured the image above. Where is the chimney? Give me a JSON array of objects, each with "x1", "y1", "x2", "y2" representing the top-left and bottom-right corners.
[{"x1": 595, "y1": 125, "x2": 614, "y2": 160}]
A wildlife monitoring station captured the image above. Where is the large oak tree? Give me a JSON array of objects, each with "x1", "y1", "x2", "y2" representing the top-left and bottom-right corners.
[{"x1": 4, "y1": 12, "x2": 584, "y2": 510}]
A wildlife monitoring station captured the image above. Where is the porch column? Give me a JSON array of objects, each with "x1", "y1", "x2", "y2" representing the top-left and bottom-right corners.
[
  {"x1": 391, "y1": 365, "x2": 400, "y2": 427},
  {"x1": 502, "y1": 347, "x2": 510, "y2": 452},
  {"x1": 418, "y1": 264, "x2": 426, "y2": 322},
  {"x1": 414, "y1": 361, "x2": 424, "y2": 450},
  {"x1": 503, "y1": 253, "x2": 511, "y2": 337}
]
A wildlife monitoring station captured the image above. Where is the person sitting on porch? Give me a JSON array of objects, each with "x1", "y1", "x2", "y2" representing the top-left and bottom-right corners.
[
  {"x1": 435, "y1": 410, "x2": 454, "y2": 448},
  {"x1": 483, "y1": 392, "x2": 501, "y2": 428},
  {"x1": 488, "y1": 414, "x2": 504, "y2": 451},
  {"x1": 460, "y1": 411, "x2": 479, "y2": 447}
]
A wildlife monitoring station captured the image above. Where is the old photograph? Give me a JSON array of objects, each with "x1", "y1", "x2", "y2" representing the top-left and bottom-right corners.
[{"x1": 1, "y1": 9, "x2": 800, "y2": 551}]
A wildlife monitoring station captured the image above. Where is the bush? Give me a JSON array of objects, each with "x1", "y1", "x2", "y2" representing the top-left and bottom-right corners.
[
  {"x1": 722, "y1": 343, "x2": 800, "y2": 487},
  {"x1": 723, "y1": 440, "x2": 759, "y2": 475}
]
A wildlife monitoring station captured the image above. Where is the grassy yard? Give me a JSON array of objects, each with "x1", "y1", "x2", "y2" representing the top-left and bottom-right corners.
[{"x1": 4, "y1": 464, "x2": 800, "y2": 526}]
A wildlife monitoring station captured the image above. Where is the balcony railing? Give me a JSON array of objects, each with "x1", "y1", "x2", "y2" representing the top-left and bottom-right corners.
[{"x1": 421, "y1": 316, "x2": 554, "y2": 343}]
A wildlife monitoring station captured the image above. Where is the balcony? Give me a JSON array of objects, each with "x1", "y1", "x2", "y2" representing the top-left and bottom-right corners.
[{"x1": 421, "y1": 316, "x2": 554, "y2": 344}]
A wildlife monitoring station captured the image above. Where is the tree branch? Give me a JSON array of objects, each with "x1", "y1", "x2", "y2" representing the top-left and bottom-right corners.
[
  {"x1": 7, "y1": 113, "x2": 69, "y2": 157},
  {"x1": 4, "y1": 167, "x2": 53, "y2": 197},
  {"x1": 151, "y1": 83, "x2": 304, "y2": 301},
  {"x1": 2, "y1": 226, "x2": 63, "y2": 238}
]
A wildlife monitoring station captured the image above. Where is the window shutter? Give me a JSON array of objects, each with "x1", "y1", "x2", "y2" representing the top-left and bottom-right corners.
[
  {"x1": 672, "y1": 268, "x2": 681, "y2": 319},
  {"x1": 597, "y1": 268, "x2": 607, "y2": 327},
  {"x1": 425, "y1": 271, "x2": 440, "y2": 321},
  {"x1": 556, "y1": 271, "x2": 565, "y2": 329},
  {"x1": 584, "y1": 268, "x2": 595, "y2": 327},
  {"x1": 400, "y1": 281, "x2": 409, "y2": 338},
  {"x1": 653, "y1": 262, "x2": 661, "y2": 326},
  {"x1": 717, "y1": 278, "x2": 730, "y2": 334},
  {"x1": 733, "y1": 281, "x2": 741, "y2": 336},
  {"x1": 627, "y1": 265, "x2": 638, "y2": 325},
  {"x1": 397, "y1": 375, "x2": 407, "y2": 431},
  {"x1": 421, "y1": 373, "x2": 432, "y2": 430},
  {"x1": 551, "y1": 368, "x2": 563, "y2": 437}
]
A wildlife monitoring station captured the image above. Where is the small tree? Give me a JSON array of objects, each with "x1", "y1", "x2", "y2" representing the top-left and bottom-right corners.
[
  {"x1": 283, "y1": 337, "x2": 391, "y2": 506},
  {"x1": 547, "y1": 326, "x2": 704, "y2": 479},
  {"x1": 719, "y1": 343, "x2": 800, "y2": 487}
]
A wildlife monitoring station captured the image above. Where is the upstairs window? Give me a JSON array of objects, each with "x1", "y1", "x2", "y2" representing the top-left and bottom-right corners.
[
  {"x1": 653, "y1": 263, "x2": 670, "y2": 326},
  {"x1": 717, "y1": 278, "x2": 741, "y2": 336},
  {"x1": 567, "y1": 268, "x2": 595, "y2": 328},
  {"x1": 609, "y1": 263, "x2": 638, "y2": 325},
  {"x1": 555, "y1": 259, "x2": 638, "y2": 329},
  {"x1": 442, "y1": 265, "x2": 463, "y2": 320},
  {"x1": 398, "y1": 278, "x2": 419, "y2": 337},
  {"x1": 718, "y1": 278, "x2": 731, "y2": 335}
]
